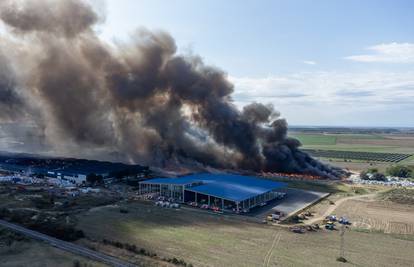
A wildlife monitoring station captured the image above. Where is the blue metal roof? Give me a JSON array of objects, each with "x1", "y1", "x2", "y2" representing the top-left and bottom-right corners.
[
  {"x1": 142, "y1": 173, "x2": 287, "y2": 202},
  {"x1": 141, "y1": 176, "x2": 200, "y2": 185}
]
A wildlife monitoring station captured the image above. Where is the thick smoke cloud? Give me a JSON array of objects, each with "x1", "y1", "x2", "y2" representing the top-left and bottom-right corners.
[
  {"x1": 0, "y1": 0, "x2": 98, "y2": 38},
  {"x1": 0, "y1": 0, "x2": 342, "y2": 177},
  {"x1": 0, "y1": 51, "x2": 23, "y2": 120}
]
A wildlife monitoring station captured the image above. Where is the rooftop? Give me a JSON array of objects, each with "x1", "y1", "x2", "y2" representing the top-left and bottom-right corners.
[{"x1": 142, "y1": 173, "x2": 287, "y2": 202}]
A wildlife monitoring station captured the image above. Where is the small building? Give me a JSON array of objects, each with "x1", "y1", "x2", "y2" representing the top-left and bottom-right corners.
[
  {"x1": 139, "y1": 173, "x2": 287, "y2": 212},
  {"x1": 46, "y1": 171, "x2": 87, "y2": 185}
]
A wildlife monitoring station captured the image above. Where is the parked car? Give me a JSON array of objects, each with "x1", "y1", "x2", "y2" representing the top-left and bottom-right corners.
[
  {"x1": 325, "y1": 222, "x2": 336, "y2": 230},
  {"x1": 326, "y1": 215, "x2": 337, "y2": 222},
  {"x1": 170, "y1": 203, "x2": 180, "y2": 209},
  {"x1": 339, "y1": 217, "x2": 351, "y2": 225}
]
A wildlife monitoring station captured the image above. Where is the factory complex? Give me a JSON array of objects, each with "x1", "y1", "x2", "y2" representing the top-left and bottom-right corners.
[{"x1": 139, "y1": 173, "x2": 287, "y2": 212}]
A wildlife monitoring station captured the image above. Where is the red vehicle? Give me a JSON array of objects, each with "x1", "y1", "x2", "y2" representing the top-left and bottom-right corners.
[{"x1": 211, "y1": 206, "x2": 220, "y2": 212}]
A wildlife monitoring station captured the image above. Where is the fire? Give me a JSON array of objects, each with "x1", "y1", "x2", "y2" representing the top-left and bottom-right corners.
[{"x1": 261, "y1": 172, "x2": 325, "y2": 180}]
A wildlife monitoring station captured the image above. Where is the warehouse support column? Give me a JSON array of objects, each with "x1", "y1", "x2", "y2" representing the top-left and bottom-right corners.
[
  {"x1": 221, "y1": 198, "x2": 224, "y2": 210},
  {"x1": 236, "y1": 202, "x2": 239, "y2": 213},
  {"x1": 208, "y1": 195, "x2": 210, "y2": 206},
  {"x1": 195, "y1": 192, "x2": 197, "y2": 203}
]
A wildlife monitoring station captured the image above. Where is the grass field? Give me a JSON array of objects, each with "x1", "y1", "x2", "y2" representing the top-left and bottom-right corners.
[
  {"x1": 289, "y1": 133, "x2": 337, "y2": 145},
  {"x1": 289, "y1": 132, "x2": 414, "y2": 153},
  {"x1": 0, "y1": 229, "x2": 106, "y2": 267},
  {"x1": 379, "y1": 188, "x2": 414, "y2": 205},
  {"x1": 76, "y1": 201, "x2": 414, "y2": 267}
]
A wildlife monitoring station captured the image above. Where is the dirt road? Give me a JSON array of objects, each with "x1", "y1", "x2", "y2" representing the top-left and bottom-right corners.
[
  {"x1": 305, "y1": 192, "x2": 379, "y2": 225},
  {"x1": 263, "y1": 230, "x2": 282, "y2": 267}
]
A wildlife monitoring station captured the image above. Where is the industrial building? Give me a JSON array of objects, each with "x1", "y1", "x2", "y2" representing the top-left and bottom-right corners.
[
  {"x1": 139, "y1": 173, "x2": 287, "y2": 212},
  {"x1": 46, "y1": 171, "x2": 87, "y2": 185}
]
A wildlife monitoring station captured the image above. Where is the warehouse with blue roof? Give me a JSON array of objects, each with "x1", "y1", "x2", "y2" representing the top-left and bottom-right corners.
[{"x1": 139, "y1": 173, "x2": 287, "y2": 212}]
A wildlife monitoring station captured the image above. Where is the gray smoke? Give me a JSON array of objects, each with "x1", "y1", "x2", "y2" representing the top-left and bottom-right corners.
[{"x1": 0, "y1": 0, "x2": 342, "y2": 177}]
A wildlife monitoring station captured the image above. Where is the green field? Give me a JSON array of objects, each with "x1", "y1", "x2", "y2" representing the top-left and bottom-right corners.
[
  {"x1": 289, "y1": 133, "x2": 337, "y2": 145},
  {"x1": 302, "y1": 144, "x2": 405, "y2": 153},
  {"x1": 289, "y1": 131, "x2": 414, "y2": 170}
]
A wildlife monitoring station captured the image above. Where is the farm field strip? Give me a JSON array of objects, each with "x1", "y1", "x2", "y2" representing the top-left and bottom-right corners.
[
  {"x1": 290, "y1": 133, "x2": 414, "y2": 158},
  {"x1": 303, "y1": 149, "x2": 412, "y2": 163},
  {"x1": 289, "y1": 134, "x2": 337, "y2": 145}
]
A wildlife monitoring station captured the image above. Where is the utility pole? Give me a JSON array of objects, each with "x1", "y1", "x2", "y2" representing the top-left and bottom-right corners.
[{"x1": 337, "y1": 224, "x2": 347, "y2": 263}]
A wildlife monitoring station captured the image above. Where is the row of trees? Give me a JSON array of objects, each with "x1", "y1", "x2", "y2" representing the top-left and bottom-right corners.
[
  {"x1": 361, "y1": 165, "x2": 413, "y2": 181},
  {"x1": 360, "y1": 168, "x2": 386, "y2": 181},
  {"x1": 86, "y1": 173, "x2": 104, "y2": 185},
  {"x1": 386, "y1": 165, "x2": 412, "y2": 178}
]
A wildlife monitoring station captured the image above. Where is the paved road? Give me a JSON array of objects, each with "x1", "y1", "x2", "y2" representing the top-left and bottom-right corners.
[{"x1": 0, "y1": 219, "x2": 137, "y2": 267}]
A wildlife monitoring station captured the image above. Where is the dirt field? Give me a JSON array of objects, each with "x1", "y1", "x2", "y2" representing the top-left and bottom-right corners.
[
  {"x1": 76, "y1": 200, "x2": 414, "y2": 267},
  {"x1": 335, "y1": 199, "x2": 414, "y2": 235},
  {"x1": 302, "y1": 187, "x2": 414, "y2": 236}
]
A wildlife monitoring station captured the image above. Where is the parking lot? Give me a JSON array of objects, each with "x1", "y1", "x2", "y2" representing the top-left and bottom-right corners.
[{"x1": 249, "y1": 188, "x2": 329, "y2": 220}]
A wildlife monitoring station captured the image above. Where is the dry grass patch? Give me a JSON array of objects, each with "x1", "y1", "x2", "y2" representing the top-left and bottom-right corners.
[{"x1": 77, "y1": 201, "x2": 414, "y2": 267}]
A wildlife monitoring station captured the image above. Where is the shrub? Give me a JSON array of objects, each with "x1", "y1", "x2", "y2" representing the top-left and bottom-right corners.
[
  {"x1": 119, "y1": 208, "x2": 129, "y2": 213},
  {"x1": 337, "y1": 256, "x2": 347, "y2": 263},
  {"x1": 101, "y1": 238, "x2": 191, "y2": 266},
  {"x1": 386, "y1": 165, "x2": 412, "y2": 178}
]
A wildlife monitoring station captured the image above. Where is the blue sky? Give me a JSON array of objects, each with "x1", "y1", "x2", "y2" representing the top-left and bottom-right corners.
[{"x1": 98, "y1": 0, "x2": 414, "y2": 127}]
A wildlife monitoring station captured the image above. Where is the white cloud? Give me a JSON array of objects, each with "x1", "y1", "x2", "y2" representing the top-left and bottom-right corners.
[
  {"x1": 303, "y1": 60, "x2": 316, "y2": 65},
  {"x1": 229, "y1": 71, "x2": 414, "y2": 126},
  {"x1": 345, "y1": 42, "x2": 414, "y2": 63}
]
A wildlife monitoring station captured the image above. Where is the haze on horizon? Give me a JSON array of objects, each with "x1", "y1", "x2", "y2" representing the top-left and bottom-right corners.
[{"x1": 95, "y1": 0, "x2": 414, "y2": 128}]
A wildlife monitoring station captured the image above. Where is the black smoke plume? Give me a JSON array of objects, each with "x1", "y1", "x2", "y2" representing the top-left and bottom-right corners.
[{"x1": 0, "y1": 0, "x2": 342, "y2": 178}]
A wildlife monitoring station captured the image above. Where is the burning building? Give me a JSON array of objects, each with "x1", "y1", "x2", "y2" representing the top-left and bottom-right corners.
[{"x1": 0, "y1": 0, "x2": 342, "y2": 178}]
